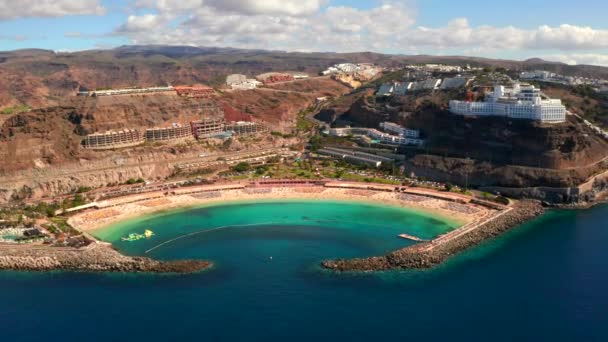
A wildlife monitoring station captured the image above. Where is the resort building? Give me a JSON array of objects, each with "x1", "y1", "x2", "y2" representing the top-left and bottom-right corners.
[
  {"x1": 329, "y1": 127, "x2": 424, "y2": 147},
  {"x1": 226, "y1": 74, "x2": 247, "y2": 86},
  {"x1": 377, "y1": 82, "x2": 412, "y2": 97},
  {"x1": 174, "y1": 86, "x2": 215, "y2": 98},
  {"x1": 520, "y1": 70, "x2": 553, "y2": 80},
  {"x1": 440, "y1": 77, "x2": 473, "y2": 90},
  {"x1": 367, "y1": 129, "x2": 424, "y2": 146},
  {"x1": 378, "y1": 79, "x2": 445, "y2": 97},
  {"x1": 225, "y1": 121, "x2": 268, "y2": 135},
  {"x1": 145, "y1": 124, "x2": 193, "y2": 142},
  {"x1": 406, "y1": 64, "x2": 465, "y2": 73},
  {"x1": 256, "y1": 73, "x2": 294, "y2": 84},
  {"x1": 317, "y1": 147, "x2": 395, "y2": 168},
  {"x1": 226, "y1": 74, "x2": 263, "y2": 90},
  {"x1": 449, "y1": 83, "x2": 566, "y2": 123},
  {"x1": 377, "y1": 83, "x2": 394, "y2": 97},
  {"x1": 232, "y1": 79, "x2": 263, "y2": 90},
  {"x1": 411, "y1": 79, "x2": 442, "y2": 91},
  {"x1": 190, "y1": 118, "x2": 226, "y2": 139},
  {"x1": 321, "y1": 63, "x2": 382, "y2": 79},
  {"x1": 379, "y1": 122, "x2": 420, "y2": 138},
  {"x1": 77, "y1": 86, "x2": 174, "y2": 97},
  {"x1": 83, "y1": 129, "x2": 144, "y2": 149}
]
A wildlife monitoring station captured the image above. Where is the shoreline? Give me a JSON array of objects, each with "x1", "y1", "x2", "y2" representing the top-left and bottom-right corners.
[
  {"x1": 321, "y1": 200, "x2": 544, "y2": 271},
  {"x1": 2, "y1": 181, "x2": 509, "y2": 274},
  {"x1": 88, "y1": 196, "x2": 468, "y2": 234},
  {"x1": 69, "y1": 185, "x2": 484, "y2": 234}
]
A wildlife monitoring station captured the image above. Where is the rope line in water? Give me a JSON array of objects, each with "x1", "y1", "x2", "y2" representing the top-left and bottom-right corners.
[
  {"x1": 144, "y1": 219, "x2": 419, "y2": 254},
  {"x1": 145, "y1": 222, "x2": 278, "y2": 254}
]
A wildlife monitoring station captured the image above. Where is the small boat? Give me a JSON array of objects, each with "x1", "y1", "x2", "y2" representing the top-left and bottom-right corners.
[{"x1": 144, "y1": 229, "x2": 155, "y2": 238}]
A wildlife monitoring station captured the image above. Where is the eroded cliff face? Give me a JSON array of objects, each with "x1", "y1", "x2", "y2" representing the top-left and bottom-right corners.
[
  {"x1": 316, "y1": 90, "x2": 608, "y2": 200},
  {"x1": 0, "y1": 131, "x2": 299, "y2": 203},
  {"x1": 0, "y1": 151, "x2": 179, "y2": 202},
  {"x1": 0, "y1": 107, "x2": 85, "y2": 171},
  {"x1": 64, "y1": 94, "x2": 221, "y2": 133},
  {"x1": 402, "y1": 110, "x2": 608, "y2": 170},
  {"x1": 0, "y1": 94, "x2": 271, "y2": 172},
  {"x1": 220, "y1": 78, "x2": 350, "y2": 130},
  {"x1": 324, "y1": 87, "x2": 608, "y2": 171},
  {"x1": 404, "y1": 152, "x2": 608, "y2": 187}
]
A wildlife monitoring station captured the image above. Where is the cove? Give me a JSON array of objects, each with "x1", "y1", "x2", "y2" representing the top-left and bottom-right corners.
[
  {"x1": 0, "y1": 202, "x2": 606, "y2": 341},
  {"x1": 92, "y1": 200, "x2": 460, "y2": 260}
]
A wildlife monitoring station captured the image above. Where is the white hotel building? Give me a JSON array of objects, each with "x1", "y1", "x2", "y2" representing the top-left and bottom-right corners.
[
  {"x1": 329, "y1": 122, "x2": 423, "y2": 146},
  {"x1": 379, "y1": 122, "x2": 420, "y2": 138},
  {"x1": 449, "y1": 84, "x2": 566, "y2": 123}
]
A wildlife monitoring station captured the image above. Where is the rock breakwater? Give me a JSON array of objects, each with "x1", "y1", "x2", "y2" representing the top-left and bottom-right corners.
[
  {"x1": 0, "y1": 243, "x2": 211, "y2": 273},
  {"x1": 322, "y1": 200, "x2": 545, "y2": 271}
]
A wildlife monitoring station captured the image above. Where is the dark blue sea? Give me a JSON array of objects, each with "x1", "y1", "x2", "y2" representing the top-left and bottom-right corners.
[{"x1": 1, "y1": 201, "x2": 606, "y2": 341}]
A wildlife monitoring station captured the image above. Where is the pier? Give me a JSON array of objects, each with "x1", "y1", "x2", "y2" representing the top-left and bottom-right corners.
[{"x1": 398, "y1": 234, "x2": 427, "y2": 242}]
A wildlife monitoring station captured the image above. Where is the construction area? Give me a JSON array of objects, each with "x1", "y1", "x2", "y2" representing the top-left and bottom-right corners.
[
  {"x1": 190, "y1": 118, "x2": 226, "y2": 139},
  {"x1": 256, "y1": 72, "x2": 294, "y2": 84},
  {"x1": 83, "y1": 129, "x2": 144, "y2": 150},
  {"x1": 225, "y1": 122, "x2": 268, "y2": 135},
  {"x1": 174, "y1": 86, "x2": 215, "y2": 98},
  {"x1": 145, "y1": 124, "x2": 193, "y2": 142},
  {"x1": 82, "y1": 103, "x2": 243, "y2": 148}
]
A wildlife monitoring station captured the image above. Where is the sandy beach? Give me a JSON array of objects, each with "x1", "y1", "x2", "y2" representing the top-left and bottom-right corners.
[{"x1": 68, "y1": 185, "x2": 493, "y2": 233}]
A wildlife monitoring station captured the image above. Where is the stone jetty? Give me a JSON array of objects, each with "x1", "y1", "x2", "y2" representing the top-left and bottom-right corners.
[
  {"x1": 322, "y1": 200, "x2": 545, "y2": 271},
  {"x1": 0, "y1": 242, "x2": 211, "y2": 274}
]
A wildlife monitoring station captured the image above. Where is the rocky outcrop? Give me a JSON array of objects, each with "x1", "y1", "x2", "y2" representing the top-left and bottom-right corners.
[
  {"x1": 0, "y1": 243, "x2": 211, "y2": 273},
  {"x1": 322, "y1": 200, "x2": 545, "y2": 272}
]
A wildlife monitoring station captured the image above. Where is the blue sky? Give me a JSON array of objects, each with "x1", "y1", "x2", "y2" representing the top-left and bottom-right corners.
[{"x1": 1, "y1": 0, "x2": 608, "y2": 66}]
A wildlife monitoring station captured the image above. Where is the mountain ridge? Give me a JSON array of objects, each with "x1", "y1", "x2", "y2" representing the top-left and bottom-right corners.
[{"x1": 1, "y1": 45, "x2": 607, "y2": 110}]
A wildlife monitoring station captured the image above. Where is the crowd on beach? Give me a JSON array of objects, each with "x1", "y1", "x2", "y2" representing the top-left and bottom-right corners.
[{"x1": 68, "y1": 186, "x2": 491, "y2": 232}]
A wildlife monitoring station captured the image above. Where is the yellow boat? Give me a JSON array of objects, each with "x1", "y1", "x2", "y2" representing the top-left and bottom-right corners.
[{"x1": 144, "y1": 229, "x2": 155, "y2": 238}]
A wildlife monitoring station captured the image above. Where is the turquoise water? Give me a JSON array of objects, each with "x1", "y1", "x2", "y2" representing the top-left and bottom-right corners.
[
  {"x1": 94, "y1": 200, "x2": 459, "y2": 258},
  {"x1": 1, "y1": 201, "x2": 607, "y2": 341}
]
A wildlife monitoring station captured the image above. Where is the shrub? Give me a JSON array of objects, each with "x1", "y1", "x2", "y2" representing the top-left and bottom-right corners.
[{"x1": 232, "y1": 162, "x2": 251, "y2": 173}]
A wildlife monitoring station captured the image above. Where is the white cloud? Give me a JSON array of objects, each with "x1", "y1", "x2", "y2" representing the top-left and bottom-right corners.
[
  {"x1": 116, "y1": 14, "x2": 167, "y2": 33},
  {"x1": 530, "y1": 24, "x2": 608, "y2": 50},
  {"x1": 0, "y1": 34, "x2": 29, "y2": 41},
  {"x1": 114, "y1": 1, "x2": 608, "y2": 66},
  {"x1": 404, "y1": 20, "x2": 608, "y2": 51},
  {"x1": 136, "y1": 0, "x2": 325, "y2": 16},
  {"x1": 0, "y1": 0, "x2": 105, "y2": 19},
  {"x1": 206, "y1": 0, "x2": 326, "y2": 16},
  {"x1": 120, "y1": 1, "x2": 416, "y2": 52},
  {"x1": 134, "y1": 0, "x2": 203, "y2": 14},
  {"x1": 542, "y1": 53, "x2": 608, "y2": 67}
]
